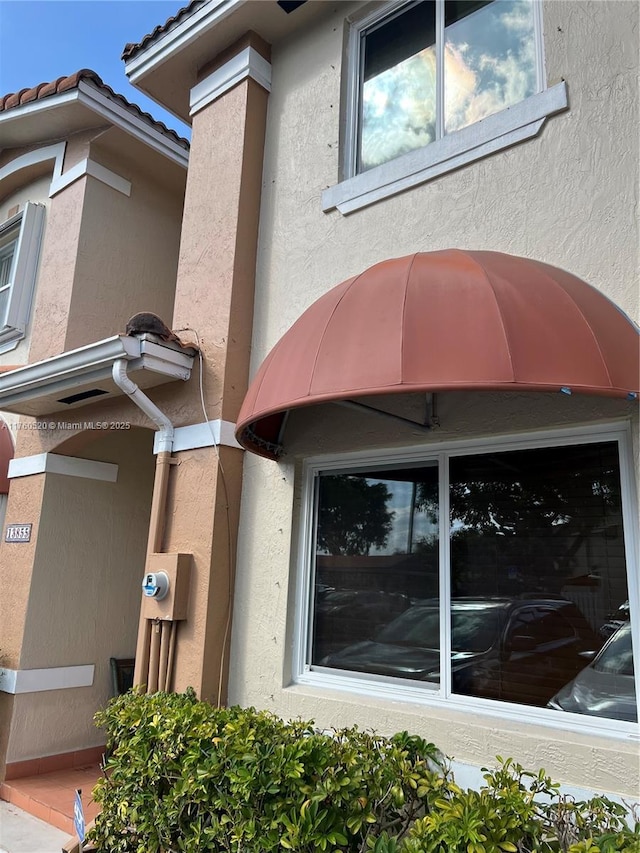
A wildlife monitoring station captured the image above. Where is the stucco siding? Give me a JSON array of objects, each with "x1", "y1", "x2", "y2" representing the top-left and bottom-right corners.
[
  {"x1": 229, "y1": 0, "x2": 639, "y2": 798},
  {"x1": 6, "y1": 428, "x2": 155, "y2": 762}
]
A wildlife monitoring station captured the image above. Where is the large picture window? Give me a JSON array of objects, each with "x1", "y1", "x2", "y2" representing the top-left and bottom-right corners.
[{"x1": 301, "y1": 430, "x2": 637, "y2": 730}]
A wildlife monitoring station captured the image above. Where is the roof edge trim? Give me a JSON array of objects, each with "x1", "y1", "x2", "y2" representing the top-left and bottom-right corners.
[
  {"x1": 125, "y1": 0, "x2": 248, "y2": 85},
  {"x1": 0, "y1": 89, "x2": 79, "y2": 128},
  {"x1": 0, "y1": 83, "x2": 188, "y2": 168},
  {"x1": 76, "y1": 81, "x2": 189, "y2": 167}
]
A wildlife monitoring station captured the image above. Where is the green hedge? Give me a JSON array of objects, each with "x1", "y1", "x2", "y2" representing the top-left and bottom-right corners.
[{"x1": 91, "y1": 689, "x2": 639, "y2": 853}]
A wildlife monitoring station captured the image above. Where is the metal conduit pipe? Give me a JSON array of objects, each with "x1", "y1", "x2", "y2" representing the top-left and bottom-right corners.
[
  {"x1": 112, "y1": 359, "x2": 177, "y2": 692},
  {"x1": 158, "y1": 621, "x2": 171, "y2": 689},
  {"x1": 147, "y1": 622, "x2": 161, "y2": 693}
]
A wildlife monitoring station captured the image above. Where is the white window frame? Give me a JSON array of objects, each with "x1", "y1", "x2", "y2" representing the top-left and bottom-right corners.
[
  {"x1": 0, "y1": 203, "x2": 45, "y2": 353},
  {"x1": 322, "y1": 0, "x2": 568, "y2": 215},
  {"x1": 293, "y1": 421, "x2": 640, "y2": 742}
]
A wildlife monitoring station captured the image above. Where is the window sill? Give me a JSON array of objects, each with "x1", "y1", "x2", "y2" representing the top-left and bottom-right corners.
[
  {"x1": 0, "y1": 327, "x2": 25, "y2": 354},
  {"x1": 293, "y1": 668, "x2": 639, "y2": 743},
  {"x1": 322, "y1": 81, "x2": 568, "y2": 215}
]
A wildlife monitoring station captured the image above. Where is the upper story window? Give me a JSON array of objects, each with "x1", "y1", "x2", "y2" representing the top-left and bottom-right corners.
[
  {"x1": 0, "y1": 222, "x2": 21, "y2": 321},
  {"x1": 359, "y1": 0, "x2": 537, "y2": 171},
  {"x1": 0, "y1": 203, "x2": 45, "y2": 352},
  {"x1": 322, "y1": 0, "x2": 568, "y2": 214}
]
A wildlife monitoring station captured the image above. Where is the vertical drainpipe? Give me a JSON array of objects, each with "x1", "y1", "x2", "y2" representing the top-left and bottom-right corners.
[{"x1": 112, "y1": 358, "x2": 176, "y2": 691}]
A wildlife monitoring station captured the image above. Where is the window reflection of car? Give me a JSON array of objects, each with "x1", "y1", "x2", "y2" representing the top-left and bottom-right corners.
[
  {"x1": 599, "y1": 599, "x2": 630, "y2": 640},
  {"x1": 547, "y1": 622, "x2": 636, "y2": 723},
  {"x1": 313, "y1": 588, "x2": 410, "y2": 661},
  {"x1": 319, "y1": 598, "x2": 602, "y2": 708}
]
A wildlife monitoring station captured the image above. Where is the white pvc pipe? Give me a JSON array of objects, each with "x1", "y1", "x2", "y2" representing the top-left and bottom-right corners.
[{"x1": 112, "y1": 359, "x2": 174, "y2": 452}]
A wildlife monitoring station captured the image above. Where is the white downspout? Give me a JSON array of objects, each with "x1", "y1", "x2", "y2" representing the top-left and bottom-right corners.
[{"x1": 112, "y1": 359, "x2": 174, "y2": 451}]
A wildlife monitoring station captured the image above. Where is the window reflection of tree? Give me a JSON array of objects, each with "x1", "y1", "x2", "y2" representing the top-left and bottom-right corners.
[
  {"x1": 317, "y1": 475, "x2": 394, "y2": 556},
  {"x1": 413, "y1": 443, "x2": 625, "y2": 602}
]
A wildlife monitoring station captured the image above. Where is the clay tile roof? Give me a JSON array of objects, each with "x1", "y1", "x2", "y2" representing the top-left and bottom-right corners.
[
  {"x1": 0, "y1": 69, "x2": 189, "y2": 149},
  {"x1": 122, "y1": 0, "x2": 205, "y2": 61}
]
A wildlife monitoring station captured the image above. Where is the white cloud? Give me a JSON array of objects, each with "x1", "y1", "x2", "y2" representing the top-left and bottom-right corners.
[{"x1": 360, "y1": 0, "x2": 536, "y2": 167}]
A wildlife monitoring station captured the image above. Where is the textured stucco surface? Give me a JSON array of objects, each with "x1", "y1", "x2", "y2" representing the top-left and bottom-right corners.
[
  {"x1": 5, "y1": 428, "x2": 155, "y2": 762},
  {"x1": 229, "y1": 0, "x2": 640, "y2": 798},
  {"x1": 0, "y1": 108, "x2": 188, "y2": 769},
  {"x1": 63, "y1": 161, "x2": 182, "y2": 352}
]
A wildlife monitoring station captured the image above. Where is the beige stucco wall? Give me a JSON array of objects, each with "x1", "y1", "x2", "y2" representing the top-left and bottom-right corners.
[
  {"x1": 0, "y1": 123, "x2": 187, "y2": 769},
  {"x1": 229, "y1": 0, "x2": 640, "y2": 798},
  {"x1": 28, "y1": 153, "x2": 183, "y2": 364},
  {"x1": 63, "y1": 161, "x2": 183, "y2": 352},
  {"x1": 5, "y1": 428, "x2": 155, "y2": 762}
]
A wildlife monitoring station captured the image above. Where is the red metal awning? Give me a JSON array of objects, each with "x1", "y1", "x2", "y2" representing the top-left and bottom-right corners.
[
  {"x1": 0, "y1": 421, "x2": 14, "y2": 493},
  {"x1": 236, "y1": 250, "x2": 640, "y2": 459}
]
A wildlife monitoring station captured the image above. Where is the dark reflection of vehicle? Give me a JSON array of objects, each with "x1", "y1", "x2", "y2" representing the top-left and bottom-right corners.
[
  {"x1": 319, "y1": 598, "x2": 602, "y2": 707},
  {"x1": 312, "y1": 588, "x2": 410, "y2": 662},
  {"x1": 599, "y1": 600, "x2": 630, "y2": 640},
  {"x1": 548, "y1": 622, "x2": 636, "y2": 722}
]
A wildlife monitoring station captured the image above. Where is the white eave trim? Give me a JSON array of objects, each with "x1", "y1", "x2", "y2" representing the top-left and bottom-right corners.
[
  {"x1": 76, "y1": 81, "x2": 189, "y2": 167},
  {"x1": 125, "y1": 0, "x2": 248, "y2": 85},
  {"x1": 0, "y1": 85, "x2": 188, "y2": 168},
  {"x1": 190, "y1": 46, "x2": 271, "y2": 115}
]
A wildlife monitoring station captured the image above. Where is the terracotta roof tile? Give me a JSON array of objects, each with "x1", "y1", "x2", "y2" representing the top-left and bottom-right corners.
[
  {"x1": 122, "y1": 1, "x2": 204, "y2": 61},
  {"x1": 0, "y1": 69, "x2": 189, "y2": 149}
]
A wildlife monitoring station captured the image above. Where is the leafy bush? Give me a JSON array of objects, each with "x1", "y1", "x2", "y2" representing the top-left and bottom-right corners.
[
  {"x1": 91, "y1": 688, "x2": 442, "y2": 852},
  {"x1": 399, "y1": 758, "x2": 639, "y2": 853},
  {"x1": 91, "y1": 690, "x2": 639, "y2": 853}
]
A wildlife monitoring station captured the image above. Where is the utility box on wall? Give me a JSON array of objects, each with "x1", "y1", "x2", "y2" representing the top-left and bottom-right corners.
[{"x1": 141, "y1": 552, "x2": 192, "y2": 620}]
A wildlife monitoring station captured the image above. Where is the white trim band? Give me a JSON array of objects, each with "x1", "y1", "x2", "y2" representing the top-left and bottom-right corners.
[
  {"x1": 8, "y1": 453, "x2": 118, "y2": 482},
  {"x1": 154, "y1": 418, "x2": 242, "y2": 454},
  {"x1": 0, "y1": 664, "x2": 95, "y2": 694},
  {"x1": 190, "y1": 46, "x2": 271, "y2": 116},
  {"x1": 49, "y1": 158, "x2": 132, "y2": 198},
  {"x1": 0, "y1": 142, "x2": 66, "y2": 191}
]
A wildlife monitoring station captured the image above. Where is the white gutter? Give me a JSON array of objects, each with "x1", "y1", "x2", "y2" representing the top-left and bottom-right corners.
[
  {"x1": 112, "y1": 359, "x2": 174, "y2": 452},
  {"x1": 0, "y1": 334, "x2": 195, "y2": 416}
]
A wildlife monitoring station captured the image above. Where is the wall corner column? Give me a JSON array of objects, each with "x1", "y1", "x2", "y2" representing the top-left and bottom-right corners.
[{"x1": 166, "y1": 32, "x2": 271, "y2": 704}]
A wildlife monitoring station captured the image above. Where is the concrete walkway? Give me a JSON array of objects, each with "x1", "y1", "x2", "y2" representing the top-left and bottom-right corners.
[{"x1": 0, "y1": 801, "x2": 69, "y2": 853}]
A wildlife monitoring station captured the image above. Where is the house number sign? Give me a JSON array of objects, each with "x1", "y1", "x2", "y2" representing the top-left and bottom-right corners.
[{"x1": 5, "y1": 524, "x2": 32, "y2": 543}]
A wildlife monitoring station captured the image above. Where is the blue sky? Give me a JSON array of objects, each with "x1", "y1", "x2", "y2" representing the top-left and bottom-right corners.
[{"x1": 0, "y1": 0, "x2": 190, "y2": 136}]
